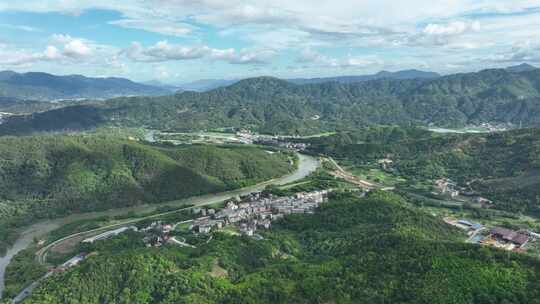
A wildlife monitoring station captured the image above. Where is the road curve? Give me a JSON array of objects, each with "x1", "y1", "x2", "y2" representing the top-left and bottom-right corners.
[{"x1": 1, "y1": 153, "x2": 319, "y2": 299}]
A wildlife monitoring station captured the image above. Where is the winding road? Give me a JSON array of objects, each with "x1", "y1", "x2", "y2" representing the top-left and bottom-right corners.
[{"x1": 0, "y1": 153, "x2": 320, "y2": 299}]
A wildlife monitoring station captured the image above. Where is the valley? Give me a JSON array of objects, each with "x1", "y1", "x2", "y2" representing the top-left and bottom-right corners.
[
  {"x1": 3, "y1": 124, "x2": 540, "y2": 303},
  {"x1": 0, "y1": 151, "x2": 319, "y2": 299},
  {"x1": 3, "y1": 2, "x2": 540, "y2": 303}
]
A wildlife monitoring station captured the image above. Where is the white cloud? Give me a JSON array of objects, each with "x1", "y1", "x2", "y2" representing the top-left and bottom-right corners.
[
  {"x1": 0, "y1": 45, "x2": 62, "y2": 66},
  {"x1": 423, "y1": 21, "x2": 480, "y2": 36},
  {"x1": 229, "y1": 48, "x2": 276, "y2": 65},
  {"x1": 1, "y1": 0, "x2": 540, "y2": 77},
  {"x1": 63, "y1": 39, "x2": 92, "y2": 58},
  {"x1": 49, "y1": 34, "x2": 94, "y2": 58},
  {"x1": 296, "y1": 48, "x2": 383, "y2": 69},
  {"x1": 297, "y1": 49, "x2": 338, "y2": 66},
  {"x1": 122, "y1": 41, "x2": 274, "y2": 65},
  {"x1": 0, "y1": 34, "x2": 116, "y2": 68},
  {"x1": 400, "y1": 20, "x2": 483, "y2": 48},
  {"x1": 43, "y1": 45, "x2": 61, "y2": 60},
  {"x1": 109, "y1": 19, "x2": 194, "y2": 36},
  {"x1": 488, "y1": 41, "x2": 540, "y2": 63}
]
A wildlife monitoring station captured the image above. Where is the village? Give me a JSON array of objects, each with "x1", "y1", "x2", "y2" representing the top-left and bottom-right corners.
[
  {"x1": 71, "y1": 189, "x2": 331, "y2": 251},
  {"x1": 433, "y1": 177, "x2": 494, "y2": 207},
  {"x1": 152, "y1": 128, "x2": 309, "y2": 151},
  {"x1": 190, "y1": 189, "x2": 329, "y2": 237}
]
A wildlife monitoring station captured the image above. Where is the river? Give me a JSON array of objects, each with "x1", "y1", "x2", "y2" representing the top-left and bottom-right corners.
[{"x1": 0, "y1": 153, "x2": 319, "y2": 298}]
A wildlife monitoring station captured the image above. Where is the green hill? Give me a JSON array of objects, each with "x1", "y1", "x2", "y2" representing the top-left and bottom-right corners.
[
  {"x1": 0, "y1": 134, "x2": 293, "y2": 253},
  {"x1": 308, "y1": 127, "x2": 540, "y2": 213},
  {"x1": 2, "y1": 68, "x2": 540, "y2": 135},
  {"x1": 23, "y1": 192, "x2": 540, "y2": 304}
]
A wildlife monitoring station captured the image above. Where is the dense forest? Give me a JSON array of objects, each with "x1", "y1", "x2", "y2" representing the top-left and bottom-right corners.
[
  {"x1": 308, "y1": 127, "x2": 540, "y2": 213},
  {"x1": 2, "y1": 68, "x2": 540, "y2": 135},
  {"x1": 23, "y1": 192, "x2": 540, "y2": 303},
  {"x1": 0, "y1": 134, "x2": 293, "y2": 254}
]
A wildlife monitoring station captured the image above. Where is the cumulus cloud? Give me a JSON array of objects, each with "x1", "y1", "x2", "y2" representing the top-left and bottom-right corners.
[
  {"x1": 0, "y1": 34, "x2": 114, "y2": 67},
  {"x1": 401, "y1": 20, "x2": 482, "y2": 47},
  {"x1": 122, "y1": 41, "x2": 274, "y2": 65},
  {"x1": 49, "y1": 34, "x2": 94, "y2": 58}
]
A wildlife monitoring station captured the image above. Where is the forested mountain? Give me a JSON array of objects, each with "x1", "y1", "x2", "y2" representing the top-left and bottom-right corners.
[
  {"x1": 308, "y1": 127, "x2": 540, "y2": 213},
  {"x1": 23, "y1": 192, "x2": 540, "y2": 303},
  {"x1": 2, "y1": 67, "x2": 540, "y2": 135},
  {"x1": 0, "y1": 71, "x2": 170, "y2": 101},
  {"x1": 176, "y1": 70, "x2": 439, "y2": 92},
  {"x1": 0, "y1": 134, "x2": 293, "y2": 253}
]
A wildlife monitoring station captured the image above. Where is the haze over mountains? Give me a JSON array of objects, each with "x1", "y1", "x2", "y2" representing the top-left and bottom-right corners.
[
  {"x1": 177, "y1": 69, "x2": 441, "y2": 92},
  {"x1": 0, "y1": 68, "x2": 445, "y2": 101},
  {"x1": 1, "y1": 65, "x2": 534, "y2": 102},
  {"x1": 288, "y1": 69, "x2": 441, "y2": 85},
  {"x1": 0, "y1": 71, "x2": 171, "y2": 101}
]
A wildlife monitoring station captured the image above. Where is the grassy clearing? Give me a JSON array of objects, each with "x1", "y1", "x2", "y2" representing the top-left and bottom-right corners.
[{"x1": 346, "y1": 165, "x2": 406, "y2": 186}]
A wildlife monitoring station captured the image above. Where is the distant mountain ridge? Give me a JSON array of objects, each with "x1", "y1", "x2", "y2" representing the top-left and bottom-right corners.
[
  {"x1": 142, "y1": 80, "x2": 182, "y2": 93},
  {"x1": 2, "y1": 64, "x2": 540, "y2": 135},
  {"x1": 178, "y1": 79, "x2": 240, "y2": 92},
  {"x1": 176, "y1": 69, "x2": 440, "y2": 92},
  {"x1": 0, "y1": 71, "x2": 170, "y2": 101},
  {"x1": 288, "y1": 69, "x2": 441, "y2": 85},
  {"x1": 506, "y1": 63, "x2": 537, "y2": 73}
]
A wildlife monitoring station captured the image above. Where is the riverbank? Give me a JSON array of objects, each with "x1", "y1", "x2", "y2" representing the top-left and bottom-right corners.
[{"x1": 0, "y1": 153, "x2": 320, "y2": 299}]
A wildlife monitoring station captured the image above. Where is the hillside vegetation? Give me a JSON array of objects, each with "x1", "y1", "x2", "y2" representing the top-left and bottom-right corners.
[
  {"x1": 308, "y1": 127, "x2": 540, "y2": 213},
  {"x1": 0, "y1": 135, "x2": 293, "y2": 253},
  {"x1": 24, "y1": 192, "x2": 540, "y2": 304},
  {"x1": 2, "y1": 68, "x2": 540, "y2": 135}
]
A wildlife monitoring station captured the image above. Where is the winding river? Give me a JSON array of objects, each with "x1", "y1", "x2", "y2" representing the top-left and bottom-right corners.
[{"x1": 0, "y1": 153, "x2": 320, "y2": 298}]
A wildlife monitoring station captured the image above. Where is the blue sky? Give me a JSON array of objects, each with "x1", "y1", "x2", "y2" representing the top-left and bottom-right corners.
[{"x1": 0, "y1": 1, "x2": 540, "y2": 83}]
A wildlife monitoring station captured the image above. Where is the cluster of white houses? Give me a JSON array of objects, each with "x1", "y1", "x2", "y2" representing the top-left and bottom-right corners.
[{"x1": 190, "y1": 190, "x2": 330, "y2": 236}]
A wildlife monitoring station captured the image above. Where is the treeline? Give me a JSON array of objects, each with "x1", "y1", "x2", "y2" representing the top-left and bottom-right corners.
[
  {"x1": 0, "y1": 134, "x2": 293, "y2": 253},
  {"x1": 24, "y1": 192, "x2": 540, "y2": 303}
]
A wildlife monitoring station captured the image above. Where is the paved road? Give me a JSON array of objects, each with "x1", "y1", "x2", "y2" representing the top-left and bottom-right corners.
[
  {"x1": 170, "y1": 236, "x2": 196, "y2": 248},
  {"x1": 1, "y1": 153, "x2": 319, "y2": 301},
  {"x1": 325, "y1": 157, "x2": 378, "y2": 189},
  {"x1": 35, "y1": 154, "x2": 320, "y2": 265}
]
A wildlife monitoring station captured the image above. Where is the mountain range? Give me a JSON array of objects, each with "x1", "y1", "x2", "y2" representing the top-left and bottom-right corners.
[
  {"x1": 288, "y1": 69, "x2": 441, "y2": 85},
  {"x1": 0, "y1": 71, "x2": 171, "y2": 101},
  {"x1": 1, "y1": 64, "x2": 539, "y2": 135},
  {"x1": 175, "y1": 69, "x2": 441, "y2": 92}
]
